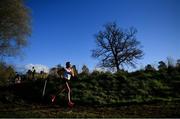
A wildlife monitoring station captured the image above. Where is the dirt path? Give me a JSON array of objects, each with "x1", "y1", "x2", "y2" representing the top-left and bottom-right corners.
[{"x1": 0, "y1": 102, "x2": 180, "y2": 118}]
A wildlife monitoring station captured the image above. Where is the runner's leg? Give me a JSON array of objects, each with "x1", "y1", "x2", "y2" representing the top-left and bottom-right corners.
[{"x1": 66, "y1": 82, "x2": 71, "y2": 103}]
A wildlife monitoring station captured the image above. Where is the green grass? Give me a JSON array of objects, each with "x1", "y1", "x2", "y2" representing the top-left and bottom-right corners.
[{"x1": 0, "y1": 101, "x2": 180, "y2": 118}]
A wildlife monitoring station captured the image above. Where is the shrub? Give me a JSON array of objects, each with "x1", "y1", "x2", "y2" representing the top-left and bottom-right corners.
[{"x1": 0, "y1": 62, "x2": 15, "y2": 86}]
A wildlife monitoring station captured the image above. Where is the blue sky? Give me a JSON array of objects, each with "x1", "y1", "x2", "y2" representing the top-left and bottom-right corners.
[{"x1": 9, "y1": 0, "x2": 180, "y2": 72}]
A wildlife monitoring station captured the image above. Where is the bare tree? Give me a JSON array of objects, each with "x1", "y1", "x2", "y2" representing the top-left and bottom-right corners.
[
  {"x1": 167, "y1": 57, "x2": 175, "y2": 68},
  {"x1": 176, "y1": 59, "x2": 180, "y2": 72},
  {"x1": 176, "y1": 59, "x2": 180, "y2": 68},
  {"x1": 158, "y1": 61, "x2": 167, "y2": 71},
  {"x1": 81, "y1": 64, "x2": 90, "y2": 74},
  {"x1": 0, "y1": 0, "x2": 31, "y2": 58},
  {"x1": 92, "y1": 22, "x2": 143, "y2": 71},
  {"x1": 145, "y1": 64, "x2": 156, "y2": 72}
]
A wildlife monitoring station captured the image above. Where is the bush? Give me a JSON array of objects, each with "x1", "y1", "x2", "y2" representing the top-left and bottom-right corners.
[
  {"x1": 0, "y1": 62, "x2": 15, "y2": 86},
  {"x1": 1, "y1": 61, "x2": 180, "y2": 106}
]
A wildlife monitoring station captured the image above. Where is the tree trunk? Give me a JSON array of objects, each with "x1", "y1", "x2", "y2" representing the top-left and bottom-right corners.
[
  {"x1": 116, "y1": 65, "x2": 120, "y2": 71},
  {"x1": 115, "y1": 59, "x2": 120, "y2": 71}
]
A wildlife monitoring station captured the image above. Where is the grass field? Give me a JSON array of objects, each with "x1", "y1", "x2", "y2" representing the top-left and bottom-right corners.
[{"x1": 0, "y1": 101, "x2": 180, "y2": 118}]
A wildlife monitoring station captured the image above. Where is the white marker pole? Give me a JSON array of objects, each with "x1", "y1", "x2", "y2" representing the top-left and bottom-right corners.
[{"x1": 42, "y1": 79, "x2": 47, "y2": 97}]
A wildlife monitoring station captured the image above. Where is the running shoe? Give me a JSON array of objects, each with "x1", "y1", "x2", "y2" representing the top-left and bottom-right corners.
[
  {"x1": 68, "y1": 101, "x2": 74, "y2": 107},
  {"x1": 51, "y1": 95, "x2": 56, "y2": 103}
]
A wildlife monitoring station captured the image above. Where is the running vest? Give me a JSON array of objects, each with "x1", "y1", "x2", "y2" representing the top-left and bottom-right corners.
[{"x1": 63, "y1": 68, "x2": 72, "y2": 80}]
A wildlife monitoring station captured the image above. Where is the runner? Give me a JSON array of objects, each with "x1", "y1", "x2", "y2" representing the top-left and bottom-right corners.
[{"x1": 51, "y1": 62, "x2": 75, "y2": 107}]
